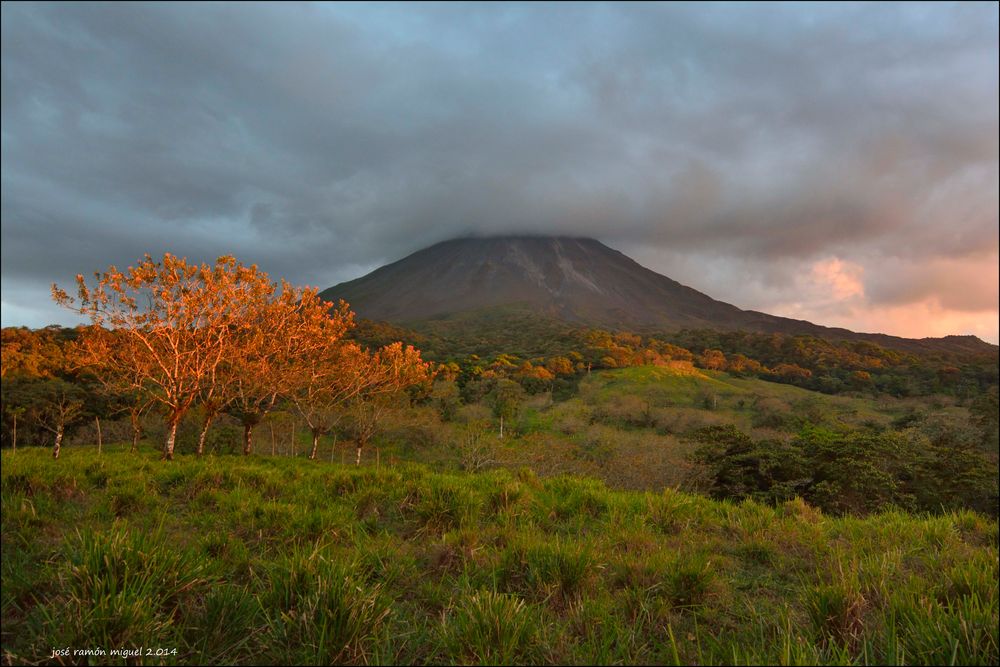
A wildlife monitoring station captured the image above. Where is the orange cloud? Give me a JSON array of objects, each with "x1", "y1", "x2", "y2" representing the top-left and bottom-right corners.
[
  {"x1": 810, "y1": 258, "x2": 865, "y2": 301},
  {"x1": 770, "y1": 256, "x2": 998, "y2": 343}
]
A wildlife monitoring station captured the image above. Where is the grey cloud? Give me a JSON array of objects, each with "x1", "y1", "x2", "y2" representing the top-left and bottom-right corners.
[{"x1": 1, "y1": 1, "x2": 997, "y2": 339}]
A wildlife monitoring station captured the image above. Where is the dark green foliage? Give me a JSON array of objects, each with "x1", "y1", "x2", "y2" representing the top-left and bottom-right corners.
[
  {"x1": 692, "y1": 425, "x2": 810, "y2": 505},
  {"x1": 692, "y1": 424, "x2": 998, "y2": 517},
  {"x1": 2, "y1": 377, "x2": 91, "y2": 448},
  {"x1": 910, "y1": 428, "x2": 999, "y2": 516},
  {"x1": 969, "y1": 384, "x2": 999, "y2": 450},
  {"x1": 805, "y1": 428, "x2": 915, "y2": 515}
]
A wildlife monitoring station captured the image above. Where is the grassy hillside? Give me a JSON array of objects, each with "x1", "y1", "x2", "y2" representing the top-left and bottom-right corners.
[
  {"x1": 364, "y1": 364, "x2": 979, "y2": 495},
  {"x1": 2, "y1": 448, "x2": 996, "y2": 665},
  {"x1": 579, "y1": 364, "x2": 891, "y2": 427}
]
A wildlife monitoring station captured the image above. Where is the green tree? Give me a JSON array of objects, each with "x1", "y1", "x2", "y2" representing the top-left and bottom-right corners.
[
  {"x1": 431, "y1": 378, "x2": 462, "y2": 422},
  {"x1": 487, "y1": 378, "x2": 525, "y2": 439},
  {"x1": 691, "y1": 425, "x2": 808, "y2": 503},
  {"x1": 20, "y1": 379, "x2": 88, "y2": 459}
]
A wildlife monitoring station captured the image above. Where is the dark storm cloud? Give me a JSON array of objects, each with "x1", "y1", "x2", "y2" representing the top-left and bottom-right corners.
[{"x1": 2, "y1": 2, "x2": 997, "y2": 339}]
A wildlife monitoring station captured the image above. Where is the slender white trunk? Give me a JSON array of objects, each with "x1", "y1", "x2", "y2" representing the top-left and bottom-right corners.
[
  {"x1": 330, "y1": 433, "x2": 338, "y2": 462},
  {"x1": 499, "y1": 415, "x2": 504, "y2": 439},
  {"x1": 243, "y1": 423, "x2": 254, "y2": 456},
  {"x1": 197, "y1": 413, "x2": 214, "y2": 456},
  {"x1": 356, "y1": 445, "x2": 362, "y2": 466},
  {"x1": 163, "y1": 419, "x2": 178, "y2": 460},
  {"x1": 96, "y1": 417, "x2": 102, "y2": 454},
  {"x1": 196, "y1": 426, "x2": 208, "y2": 456},
  {"x1": 310, "y1": 432, "x2": 320, "y2": 460},
  {"x1": 52, "y1": 426, "x2": 63, "y2": 459}
]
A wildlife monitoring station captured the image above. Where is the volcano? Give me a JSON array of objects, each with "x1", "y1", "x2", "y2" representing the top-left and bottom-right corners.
[{"x1": 320, "y1": 236, "x2": 994, "y2": 355}]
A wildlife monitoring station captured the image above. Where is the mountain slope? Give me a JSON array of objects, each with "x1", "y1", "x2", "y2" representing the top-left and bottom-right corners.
[{"x1": 321, "y1": 236, "x2": 996, "y2": 355}]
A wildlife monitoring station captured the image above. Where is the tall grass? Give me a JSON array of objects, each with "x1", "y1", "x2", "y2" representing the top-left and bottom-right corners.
[
  {"x1": 260, "y1": 546, "x2": 390, "y2": 664},
  {"x1": 1, "y1": 448, "x2": 996, "y2": 665},
  {"x1": 442, "y1": 590, "x2": 543, "y2": 665},
  {"x1": 32, "y1": 523, "x2": 214, "y2": 655}
]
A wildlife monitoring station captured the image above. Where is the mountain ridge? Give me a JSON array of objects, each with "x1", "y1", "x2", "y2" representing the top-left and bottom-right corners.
[{"x1": 320, "y1": 236, "x2": 997, "y2": 356}]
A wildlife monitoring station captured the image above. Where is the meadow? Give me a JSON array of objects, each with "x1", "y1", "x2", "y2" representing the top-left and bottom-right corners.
[{"x1": 2, "y1": 446, "x2": 997, "y2": 665}]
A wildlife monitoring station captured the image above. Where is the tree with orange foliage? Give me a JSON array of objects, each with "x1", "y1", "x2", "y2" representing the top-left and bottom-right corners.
[
  {"x1": 699, "y1": 348, "x2": 727, "y2": 371},
  {"x1": 1, "y1": 326, "x2": 71, "y2": 379},
  {"x1": 347, "y1": 342, "x2": 433, "y2": 465},
  {"x1": 289, "y1": 339, "x2": 367, "y2": 460},
  {"x1": 545, "y1": 356, "x2": 574, "y2": 376},
  {"x1": 68, "y1": 327, "x2": 155, "y2": 453},
  {"x1": 226, "y1": 288, "x2": 353, "y2": 456},
  {"x1": 53, "y1": 254, "x2": 266, "y2": 460},
  {"x1": 771, "y1": 362, "x2": 813, "y2": 382}
]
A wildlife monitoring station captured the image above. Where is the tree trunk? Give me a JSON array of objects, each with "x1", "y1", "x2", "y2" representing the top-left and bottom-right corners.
[
  {"x1": 163, "y1": 417, "x2": 178, "y2": 460},
  {"x1": 197, "y1": 413, "x2": 214, "y2": 456},
  {"x1": 270, "y1": 423, "x2": 276, "y2": 456},
  {"x1": 330, "y1": 433, "x2": 338, "y2": 463},
  {"x1": 499, "y1": 415, "x2": 504, "y2": 440},
  {"x1": 290, "y1": 421, "x2": 296, "y2": 457},
  {"x1": 243, "y1": 423, "x2": 254, "y2": 456},
  {"x1": 11, "y1": 414, "x2": 16, "y2": 454},
  {"x1": 52, "y1": 426, "x2": 63, "y2": 459},
  {"x1": 310, "y1": 430, "x2": 320, "y2": 460},
  {"x1": 356, "y1": 445, "x2": 362, "y2": 466},
  {"x1": 96, "y1": 417, "x2": 102, "y2": 454},
  {"x1": 130, "y1": 412, "x2": 140, "y2": 453}
]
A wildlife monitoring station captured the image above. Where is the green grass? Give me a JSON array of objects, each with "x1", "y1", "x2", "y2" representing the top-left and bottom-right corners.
[
  {"x1": 586, "y1": 365, "x2": 890, "y2": 428},
  {"x1": 2, "y1": 448, "x2": 996, "y2": 665}
]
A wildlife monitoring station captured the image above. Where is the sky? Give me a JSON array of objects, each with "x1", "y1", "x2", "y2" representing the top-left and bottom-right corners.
[{"x1": 2, "y1": 2, "x2": 998, "y2": 343}]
